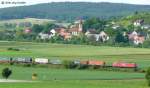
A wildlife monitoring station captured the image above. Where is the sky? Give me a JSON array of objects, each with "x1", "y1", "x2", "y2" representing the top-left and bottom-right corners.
[{"x1": 0, "y1": 0, "x2": 150, "y2": 8}]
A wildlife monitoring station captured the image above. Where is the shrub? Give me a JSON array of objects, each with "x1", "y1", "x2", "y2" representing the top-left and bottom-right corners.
[
  {"x1": 32, "y1": 73, "x2": 38, "y2": 80},
  {"x1": 7, "y1": 47, "x2": 20, "y2": 51},
  {"x1": 145, "y1": 67, "x2": 150, "y2": 86},
  {"x1": 77, "y1": 64, "x2": 88, "y2": 69},
  {"x1": 2, "y1": 68, "x2": 12, "y2": 79},
  {"x1": 62, "y1": 60, "x2": 79, "y2": 69},
  {"x1": 32, "y1": 73, "x2": 37, "y2": 77},
  {"x1": 7, "y1": 48, "x2": 13, "y2": 51}
]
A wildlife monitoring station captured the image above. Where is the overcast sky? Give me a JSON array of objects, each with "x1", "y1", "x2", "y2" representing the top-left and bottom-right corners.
[{"x1": 0, "y1": 0, "x2": 150, "y2": 8}]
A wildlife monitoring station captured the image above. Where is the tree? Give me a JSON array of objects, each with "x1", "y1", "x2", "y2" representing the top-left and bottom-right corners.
[
  {"x1": 143, "y1": 39, "x2": 150, "y2": 48},
  {"x1": 32, "y1": 24, "x2": 44, "y2": 33},
  {"x1": 43, "y1": 23, "x2": 58, "y2": 33},
  {"x1": 134, "y1": 11, "x2": 139, "y2": 15},
  {"x1": 83, "y1": 17, "x2": 107, "y2": 32},
  {"x1": 145, "y1": 67, "x2": 150, "y2": 86},
  {"x1": 2, "y1": 68, "x2": 12, "y2": 79},
  {"x1": 115, "y1": 31, "x2": 129, "y2": 43}
]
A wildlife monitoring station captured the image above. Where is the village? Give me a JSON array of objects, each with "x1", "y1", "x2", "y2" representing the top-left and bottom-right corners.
[{"x1": 22, "y1": 18, "x2": 150, "y2": 45}]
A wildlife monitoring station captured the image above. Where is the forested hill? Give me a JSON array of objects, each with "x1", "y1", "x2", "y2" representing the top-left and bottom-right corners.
[{"x1": 0, "y1": 2, "x2": 150, "y2": 21}]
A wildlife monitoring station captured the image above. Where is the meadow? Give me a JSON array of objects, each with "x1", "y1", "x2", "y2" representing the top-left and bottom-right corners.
[
  {"x1": 0, "y1": 65, "x2": 147, "y2": 88},
  {"x1": 0, "y1": 41, "x2": 150, "y2": 68},
  {"x1": 0, "y1": 41, "x2": 150, "y2": 88},
  {"x1": 0, "y1": 65, "x2": 145, "y2": 80},
  {"x1": 0, "y1": 80, "x2": 149, "y2": 88}
]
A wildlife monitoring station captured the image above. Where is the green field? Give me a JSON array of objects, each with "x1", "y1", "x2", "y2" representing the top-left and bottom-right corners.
[
  {"x1": 0, "y1": 41, "x2": 150, "y2": 88},
  {"x1": 0, "y1": 18, "x2": 56, "y2": 25},
  {"x1": 0, "y1": 65, "x2": 147, "y2": 88},
  {"x1": 0, "y1": 80, "x2": 149, "y2": 88},
  {"x1": 0, "y1": 41, "x2": 150, "y2": 68},
  {"x1": 0, "y1": 65, "x2": 145, "y2": 80}
]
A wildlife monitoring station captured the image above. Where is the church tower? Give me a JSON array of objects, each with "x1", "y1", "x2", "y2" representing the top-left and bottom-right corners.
[{"x1": 78, "y1": 20, "x2": 83, "y2": 32}]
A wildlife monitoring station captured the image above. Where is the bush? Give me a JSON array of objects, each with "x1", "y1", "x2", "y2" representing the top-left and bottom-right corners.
[
  {"x1": 7, "y1": 47, "x2": 20, "y2": 51},
  {"x1": 32, "y1": 73, "x2": 38, "y2": 80},
  {"x1": 145, "y1": 67, "x2": 150, "y2": 86},
  {"x1": 143, "y1": 39, "x2": 150, "y2": 48},
  {"x1": 77, "y1": 64, "x2": 88, "y2": 69},
  {"x1": 63, "y1": 60, "x2": 79, "y2": 69},
  {"x1": 32, "y1": 73, "x2": 37, "y2": 77},
  {"x1": 2, "y1": 67, "x2": 12, "y2": 79}
]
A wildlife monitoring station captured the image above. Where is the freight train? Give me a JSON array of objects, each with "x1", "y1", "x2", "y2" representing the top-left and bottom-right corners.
[{"x1": 0, "y1": 57, "x2": 137, "y2": 69}]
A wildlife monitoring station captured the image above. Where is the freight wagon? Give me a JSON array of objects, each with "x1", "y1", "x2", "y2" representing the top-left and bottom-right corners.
[
  {"x1": 87, "y1": 60, "x2": 105, "y2": 66},
  {"x1": 0, "y1": 57, "x2": 10, "y2": 63},
  {"x1": 34, "y1": 58, "x2": 49, "y2": 64},
  {"x1": 15, "y1": 57, "x2": 32, "y2": 63},
  {"x1": 79, "y1": 60, "x2": 105, "y2": 66},
  {"x1": 49, "y1": 59, "x2": 62, "y2": 65}
]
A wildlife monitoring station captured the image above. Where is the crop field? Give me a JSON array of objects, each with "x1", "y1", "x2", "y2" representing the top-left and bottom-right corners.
[{"x1": 0, "y1": 41, "x2": 150, "y2": 88}]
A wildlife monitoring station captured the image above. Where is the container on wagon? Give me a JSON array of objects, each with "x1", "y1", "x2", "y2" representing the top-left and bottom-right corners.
[
  {"x1": 0, "y1": 57, "x2": 10, "y2": 63},
  {"x1": 16, "y1": 57, "x2": 32, "y2": 63},
  {"x1": 88, "y1": 60, "x2": 105, "y2": 66},
  {"x1": 35, "y1": 58, "x2": 49, "y2": 64},
  {"x1": 73, "y1": 60, "x2": 80, "y2": 65},
  {"x1": 80, "y1": 61, "x2": 88, "y2": 65},
  {"x1": 49, "y1": 59, "x2": 62, "y2": 65}
]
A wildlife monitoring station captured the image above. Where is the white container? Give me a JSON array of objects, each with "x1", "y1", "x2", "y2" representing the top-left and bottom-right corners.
[{"x1": 35, "y1": 58, "x2": 49, "y2": 64}]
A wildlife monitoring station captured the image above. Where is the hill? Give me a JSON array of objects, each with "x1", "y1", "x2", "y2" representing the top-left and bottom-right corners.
[
  {"x1": 116, "y1": 12, "x2": 150, "y2": 27},
  {"x1": 0, "y1": 2, "x2": 150, "y2": 21}
]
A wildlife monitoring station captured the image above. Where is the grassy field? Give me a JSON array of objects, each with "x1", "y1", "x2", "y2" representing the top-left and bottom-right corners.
[
  {"x1": 0, "y1": 41, "x2": 150, "y2": 88},
  {"x1": 0, "y1": 18, "x2": 56, "y2": 25},
  {"x1": 0, "y1": 80, "x2": 149, "y2": 88},
  {"x1": 0, "y1": 65, "x2": 147, "y2": 88},
  {"x1": 0, "y1": 65, "x2": 145, "y2": 80},
  {"x1": 0, "y1": 41, "x2": 150, "y2": 68}
]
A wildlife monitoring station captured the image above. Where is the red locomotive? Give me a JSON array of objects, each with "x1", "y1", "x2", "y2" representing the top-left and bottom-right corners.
[{"x1": 112, "y1": 61, "x2": 137, "y2": 68}]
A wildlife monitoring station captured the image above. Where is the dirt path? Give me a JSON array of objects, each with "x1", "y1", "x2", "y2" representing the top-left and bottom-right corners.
[{"x1": 0, "y1": 79, "x2": 35, "y2": 82}]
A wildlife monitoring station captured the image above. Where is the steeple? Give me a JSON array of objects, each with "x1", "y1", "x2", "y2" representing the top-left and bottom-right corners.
[{"x1": 78, "y1": 20, "x2": 83, "y2": 32}]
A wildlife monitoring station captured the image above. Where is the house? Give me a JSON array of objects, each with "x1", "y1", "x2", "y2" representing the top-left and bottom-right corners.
[
  {"x1": 86, "y1": 30, "x2": 109, "y2": 42},
  {"x1": 24, "y1": 28, "x2": 32, "y2": 33},
  {"x1": 128, "y1": 31, "x2": 145, "y2": 45},
  {"x1": 99, "y1": 31, "x2": 109, "y2": 42},
  {"x1": 85, "y1": 29, "x2": 97, "y2": 35},
  {"x1": 86, "y1": 34, "x2": 100, "y2": 41},
  {"x1": 112, "y1": 25, "x2": 120, "y2": 29},
  {"x1": 68, "y1": 20, "x2": 83, "y2": 36},
  {"x1": 133, "y1": 19, "x2": 144, "y2": 27},
  {"x1": 141, "y1": 25, "x2": 150, "y2": 29},
  {"x1": 50, "y1": 29, "x2": 56, "y2": 37},
  {"x1": 38, "y1": 33, "x2": 52, "y2": 40},
  {"x1": 133, "y1": 35, "x2": 145, "y2": 45},
  {"x1": 55, "y1": 28, "x2": 72, "y2": 40}
]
